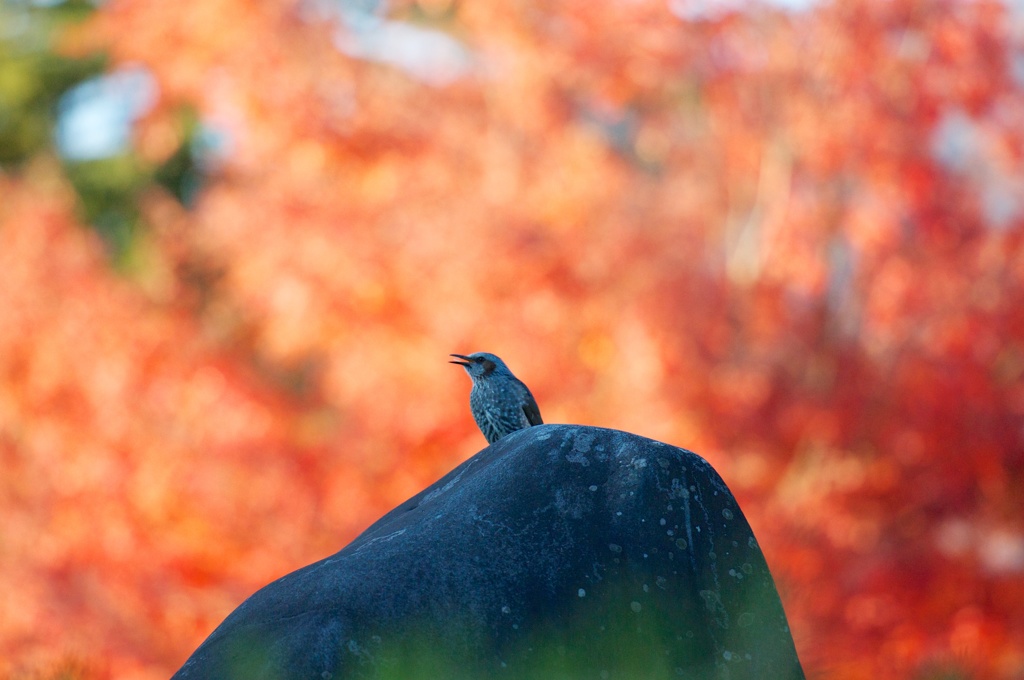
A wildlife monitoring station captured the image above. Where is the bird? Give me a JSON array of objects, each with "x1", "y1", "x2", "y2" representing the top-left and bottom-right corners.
[{"x1": 449, "y1": 352, "x2": 543, "y2": 444}]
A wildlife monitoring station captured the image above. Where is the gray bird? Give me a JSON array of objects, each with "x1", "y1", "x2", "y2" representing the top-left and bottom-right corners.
[{"x1": 449, "y1": 352, "x2": 543, "y2": 444}]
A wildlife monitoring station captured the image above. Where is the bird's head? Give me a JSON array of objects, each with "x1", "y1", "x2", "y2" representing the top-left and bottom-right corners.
[{"x1": 449, "y1": 352, "x2": 511, "y2": 381}]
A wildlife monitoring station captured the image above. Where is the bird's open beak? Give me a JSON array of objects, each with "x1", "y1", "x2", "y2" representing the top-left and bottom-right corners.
[{"x1": 449, "y1": 353, "x2": 472, "y2": 367}]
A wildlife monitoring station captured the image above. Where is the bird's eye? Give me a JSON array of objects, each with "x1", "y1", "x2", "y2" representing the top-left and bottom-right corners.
[{"x1": 481, "y1": 359, "x2": 496, "y2": 372}]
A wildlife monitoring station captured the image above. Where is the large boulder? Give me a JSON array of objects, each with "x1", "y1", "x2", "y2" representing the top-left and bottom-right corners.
[{"x1": 172, "y1": 425, "x2": 805, "y2": 679}]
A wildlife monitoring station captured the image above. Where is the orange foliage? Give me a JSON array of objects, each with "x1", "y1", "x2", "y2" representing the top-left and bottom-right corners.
[{"x1": 3, "y1": 0, "x2": 1024, "y2": 678}]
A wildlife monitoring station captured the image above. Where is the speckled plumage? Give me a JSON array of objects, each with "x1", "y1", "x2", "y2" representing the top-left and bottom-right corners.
[{"x1": 450, "y1": 352, "x2": 543, "y2": 444}]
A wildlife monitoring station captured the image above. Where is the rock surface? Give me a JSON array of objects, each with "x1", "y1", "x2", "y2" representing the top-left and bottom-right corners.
[{"x1": 172, "y1": 424, "x2": 805, "y2": 679}]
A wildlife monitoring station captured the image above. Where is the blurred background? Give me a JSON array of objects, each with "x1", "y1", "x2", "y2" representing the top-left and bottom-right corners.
[{"x1": 1, "y1": 0, "x2": 1023, "y2": 677}]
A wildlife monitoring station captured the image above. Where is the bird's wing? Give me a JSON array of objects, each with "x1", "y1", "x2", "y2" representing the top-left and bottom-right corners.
[{"x1": 522, "y1": 393, "x2": 543, "y2": 426}]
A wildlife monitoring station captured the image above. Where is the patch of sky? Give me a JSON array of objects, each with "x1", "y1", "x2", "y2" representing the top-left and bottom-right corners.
[
  {"x1": 55, "y1": 65, "x2": 156, "y2": 160},
  {"x1": 306, "y1": 0, "x2": 472, "y2": 86},
  {"x1": 932, "y1": 108, "x2": 1023, "y2": 230},
  {"x1": 669, "y1": 0, "x2": 819, "y2": 22}
]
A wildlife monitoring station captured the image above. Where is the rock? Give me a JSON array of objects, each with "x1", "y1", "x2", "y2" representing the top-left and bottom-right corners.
[{"x1": 172, "y1": 425, "x2": 805, "y2": 679}]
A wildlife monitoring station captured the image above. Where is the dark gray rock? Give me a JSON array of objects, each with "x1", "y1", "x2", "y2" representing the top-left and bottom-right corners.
[{"x1": 172, "y1": 425, "x2": 805, "y2": 680}]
